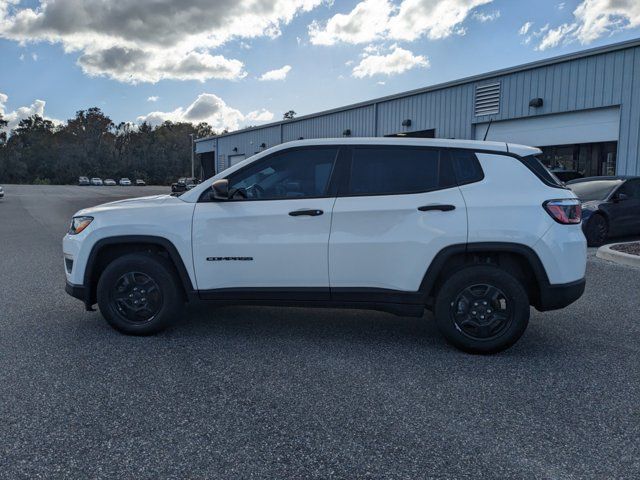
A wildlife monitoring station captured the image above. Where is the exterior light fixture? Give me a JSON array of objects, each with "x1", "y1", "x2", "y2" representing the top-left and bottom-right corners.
[
  {"x1": 260, "y1": 142, "x2": 267, "y2": 148},
  {"x1": 402, "y1": 119, "x2": 412, "y2": 127},
  {"x1": 232, "y1": 147, "x2": 238, "y2": 152},
  {"x1": 343, "y1": 129, "x2": 351, "y2": 137},
  {"x1": 529, "y1": 98, "x2": 544, "y2": 108}
]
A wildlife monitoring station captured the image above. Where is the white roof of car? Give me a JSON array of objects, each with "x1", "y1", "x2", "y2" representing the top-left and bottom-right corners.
[{"x1": 255, "y1": 137, "x2": 540, "y2": 157}]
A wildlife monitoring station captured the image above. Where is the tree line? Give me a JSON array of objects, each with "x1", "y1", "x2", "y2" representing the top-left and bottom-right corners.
[{"x1": 0, "y1": 107, "x2": 215, "y2": 185}]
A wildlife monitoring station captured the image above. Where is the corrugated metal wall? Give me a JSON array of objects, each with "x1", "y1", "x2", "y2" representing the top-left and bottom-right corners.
[{"x1": 197, "y1": 42, "x2": 640, "y2": 176}]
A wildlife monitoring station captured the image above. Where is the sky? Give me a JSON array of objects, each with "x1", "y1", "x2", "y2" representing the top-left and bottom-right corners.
[{"x1": 1, "y1": 0, "x2": 640, "y2": 134}]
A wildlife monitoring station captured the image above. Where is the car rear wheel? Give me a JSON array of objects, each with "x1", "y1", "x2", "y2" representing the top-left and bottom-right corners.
[
  {"x1": 97, "y1": 252, "x2": 183, "y2": 335},
  {"x1": 434, "y1": 265, "x2": 530, "y2": 354},
  {"x1": 585, "y1": 214, "x2": 608, "y2": 247}
]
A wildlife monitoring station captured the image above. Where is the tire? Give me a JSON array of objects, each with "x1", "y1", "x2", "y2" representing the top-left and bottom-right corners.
[
  {"x1": 585, "y1": 214, "x2": 608, "y2": 247},
  {"x1": 97, "y1": 252, "x2": 183, "y2": 335},
  {"x1": 434, "y1": 265, "x2": 530, "y2": 354}
]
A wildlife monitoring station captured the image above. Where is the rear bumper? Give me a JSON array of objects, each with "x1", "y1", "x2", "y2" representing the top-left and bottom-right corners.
[{"x1": 536, "y1": 277, "x2": 585, "y2": 311}]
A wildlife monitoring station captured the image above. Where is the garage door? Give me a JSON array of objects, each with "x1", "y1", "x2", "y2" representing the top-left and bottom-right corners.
[
  {"x1": 475, "y1": 107, "x2": 620, "y2": 146},
  {"x1": 228, "y1": 154, "x2": 246, "y2": 166}
]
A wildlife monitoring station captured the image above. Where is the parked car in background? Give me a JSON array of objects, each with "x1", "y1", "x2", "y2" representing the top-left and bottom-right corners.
[
  {"x1": 135, "y1": 179, "x2": 146, "y2": 186},
  {"x1": 171, "y1": 177, "x2": 198, "y2": 193},
  {"x1": 104, "y1": 179, "x2": 116, "y2": 186},
  {"x1": 78, "y1": 176, "x2": 90, "y2": 186},
  {"x1": 119, "y1": 178, "x2": 132, "y2": 186},
  {"x1": 567, "y1": 176, "x2": 640, "y2": 246},
  {"x1": 64, "y1": 138, "x2": 586, "y2": 354},
  {"x1": 0, "y1": 185, "x2": 4, "y2": 199},
  {"x1": 91, "y1": 177, "x2": 103, "y2": 186}
]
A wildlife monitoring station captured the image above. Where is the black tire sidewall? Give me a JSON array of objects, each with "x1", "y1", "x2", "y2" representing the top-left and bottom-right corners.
[
  {"x1": 434, "y1": 266, "x2": 530, "y2": 354},
  {"x1": 97, "y1": 252, "x2": 182, "y2": 335},
  {"x1": 586, "y1": 214, "x2": 607, "y2": 247}
]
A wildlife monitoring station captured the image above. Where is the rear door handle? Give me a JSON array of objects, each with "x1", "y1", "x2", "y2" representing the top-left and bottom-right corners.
[
  {"x1": 289, "y1": 209, "x2": 324, "y2": 217},
  {"x1": 417, "y1": 204, "x2": 456, "y2": 212}
]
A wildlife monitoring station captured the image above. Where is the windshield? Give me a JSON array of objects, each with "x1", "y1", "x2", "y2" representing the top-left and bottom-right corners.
[{"x1": 568, "y1": 180, "x2": 622, "y2": 202}]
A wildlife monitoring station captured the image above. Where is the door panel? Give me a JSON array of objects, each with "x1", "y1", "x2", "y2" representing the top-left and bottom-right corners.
[
  {"x1": 328, "y1": 146, "x2": 467, "y2": 292},
  {"x1": 611, "y1": 180, "x2": 640, "y2": 235},
  {"x1": 192, "y1": 198, "x2": 335, "y2": 290},
  {"x1": 329, "y1": 188, "x2": 467, "y2": 291},
  {"x1": 192, "y1": 146, "x2": 339, "y2": 292}
]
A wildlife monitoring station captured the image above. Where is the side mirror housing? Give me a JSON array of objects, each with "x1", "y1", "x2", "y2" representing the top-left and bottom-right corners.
[
  {"x1": 211, "y1": 179, "x2": 229, "y2": 200},
  {"x1": 613, "y1": 192, "x2": 629, "y2": 203}
]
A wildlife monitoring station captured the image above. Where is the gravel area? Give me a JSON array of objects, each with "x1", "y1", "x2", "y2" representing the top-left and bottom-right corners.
[{"x1": 611, "y1": 241, "x2": 640, "y2": 256}]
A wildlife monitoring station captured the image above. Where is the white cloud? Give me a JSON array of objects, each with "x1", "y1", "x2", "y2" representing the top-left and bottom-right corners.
[
  {"x1": 534, "y1": 0, "x2": 640, "y2": 50},
  {"x1": 0, "y1": 0, "x2": 324, "y2": 83},
  {"x1": 31, "y1": 52, "x2": 38, "y2": 61},
  {"x1": 309, "y1": 0, "x2": 392, "y2": 45},
  {"x1": 245, "y1": 109, "x2": 275, "y2": 122},
  {"x1": 147, "y1": 96, "x2": 159, "y2": 102},
  {"x1": 0, "y1": 92, "x2": 59, "y2": 133},
  {"x1": 136, "y1": 93, "x2": 274, "y2": 131},
  {"x1": 537, "y1": 23, "x2": 577, "y2": 50},
  {"x1": 352, "y1": 45, "x2": 429, "y2": 78},
  {"x1": 473, "y1": 10, "x2": 500, "y2": 22},
  {"x1": 519, "y1": 21, "x2": 533, "y2": 35},
  {"x1": 309, "y1": 0, "x2": 493, "y2": 45},
  {"x1": 258, "y1": 65, "x2": 292, "y2": 81}
]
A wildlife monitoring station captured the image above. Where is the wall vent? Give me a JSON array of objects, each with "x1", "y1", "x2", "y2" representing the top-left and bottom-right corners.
[{"x1": 474, "y1": 82, "x2": 501, "y2": 116}]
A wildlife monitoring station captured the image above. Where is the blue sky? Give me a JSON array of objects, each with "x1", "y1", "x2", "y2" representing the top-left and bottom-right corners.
[{"x1": 1, "y1": 0, "x2": 639, "y2": 133}]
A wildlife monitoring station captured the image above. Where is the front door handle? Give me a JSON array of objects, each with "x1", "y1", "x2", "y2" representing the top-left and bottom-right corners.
[
  {"x1": 418, "y1": 204, "x2": 456, "y2": 212},
  {"x1": 289, "y1": 209, "x2": 324, "y2": 217}
]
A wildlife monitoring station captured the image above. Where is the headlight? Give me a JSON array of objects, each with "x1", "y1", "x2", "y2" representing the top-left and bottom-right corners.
[{"x1": 68, "y1": 216, "x2": 94, "y2": 235}]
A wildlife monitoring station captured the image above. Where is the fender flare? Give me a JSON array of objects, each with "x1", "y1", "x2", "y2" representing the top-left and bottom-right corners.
[
  {"x1": 419, "y1": 242, "x2": 550, "y2": 300},
  {"x1": 83, "y1": 235, "x2": 195, "y2": 305}
]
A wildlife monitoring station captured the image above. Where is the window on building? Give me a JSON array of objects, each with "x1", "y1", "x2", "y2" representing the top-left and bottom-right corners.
[{"x1": 538, "y1": 141, "x2": 617, "y2": 181}]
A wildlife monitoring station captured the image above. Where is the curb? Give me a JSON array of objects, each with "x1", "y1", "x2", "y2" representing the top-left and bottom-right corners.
[{"x1": 596, "y1": 242, "x2": 640, "y2": 268}]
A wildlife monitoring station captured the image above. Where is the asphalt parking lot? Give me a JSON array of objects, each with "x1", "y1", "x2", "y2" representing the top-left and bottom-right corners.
[{"x1": 0, "y1": 185, "x2": 639, "y2": 479}]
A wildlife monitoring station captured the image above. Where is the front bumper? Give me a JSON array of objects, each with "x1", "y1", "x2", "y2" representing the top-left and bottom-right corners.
[
  {"x1": 536, "y1": 277, "x2": 586, "y2": 311},
  {"x1": 65, "y1": 281, "x2": 86, "y2": 301},
  {"x1": 65, "y1": 280, "x2": 95, "y2": 311}
]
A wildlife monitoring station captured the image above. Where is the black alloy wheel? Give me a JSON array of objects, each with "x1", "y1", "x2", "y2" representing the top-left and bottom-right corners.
[
  {"x1": 450, "y1": 284, "x2": 512, "y2": 340},
  {"x1": 97, "y1": 252, "x2": 182, "y2": 335},
  {"x1": 434, "y1": 265, "x2": 530, "y2": 354},
  {"x1": 110, "y1": 271, "x2": 163, "y2": 324}
]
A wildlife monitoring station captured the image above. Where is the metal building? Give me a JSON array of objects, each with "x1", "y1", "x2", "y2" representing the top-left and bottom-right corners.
[{"x1": 195, "y1": 38, "x2": 640, "y2": 181}]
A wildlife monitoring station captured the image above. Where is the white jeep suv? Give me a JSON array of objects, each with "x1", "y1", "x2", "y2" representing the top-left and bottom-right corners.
[{"x1": 64, "y1": 138, "x2": 586, "y2": 353}]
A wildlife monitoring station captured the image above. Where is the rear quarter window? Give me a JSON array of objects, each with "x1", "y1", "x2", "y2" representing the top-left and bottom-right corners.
[
  {"x1": 450, "y1": 150, "x2": 484, "y2": 185},
  {"x1": 520, "y1": 155, "x2": 564, "y2": 188}
]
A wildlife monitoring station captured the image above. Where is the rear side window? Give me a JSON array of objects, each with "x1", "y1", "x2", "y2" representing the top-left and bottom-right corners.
[
  {"x1": 521, "y1": 155, "x2": 563, "y2": 187},
  {"x1": 347, "y1": 147, "x2": 443, "y2": 196},
  {"x1": 450, "y1": 150, "x2": 484, "y2": 184}
]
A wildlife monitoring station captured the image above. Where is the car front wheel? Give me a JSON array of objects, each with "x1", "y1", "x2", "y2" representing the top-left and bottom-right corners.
[
  {"x1": 585, "y1": 214, "x2": 608, "y2": 247},
  {"x1": 434, "y1": 265, "x2": 530, "y2": 354},
  {"x1": 97, "y1": 252, "x2": 183, "y2": 335}
]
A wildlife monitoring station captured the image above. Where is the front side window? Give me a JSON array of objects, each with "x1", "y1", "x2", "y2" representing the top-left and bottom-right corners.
[
  {"x1": 228, "y1": 148, "x2": 338, "y2": 200},
  {"x1": 347, "y1": 147, "x2": 442, "y2": 196},
  {"x1": 616, "y1": 180, "x2": 640, "y2": 200}
]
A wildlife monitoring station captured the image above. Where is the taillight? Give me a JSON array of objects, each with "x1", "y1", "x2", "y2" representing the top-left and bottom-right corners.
[{"x1": 543, "y1": 199, "x2": 582, "y2": 224}]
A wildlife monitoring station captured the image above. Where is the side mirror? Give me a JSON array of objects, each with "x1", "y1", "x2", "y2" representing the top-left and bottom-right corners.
[
  {"x1": 211, "y1": 179, "x2": 229, "y2": 200},
  {"x1": 613, "y1": 192, "x2": 629, "y2": 203}
]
